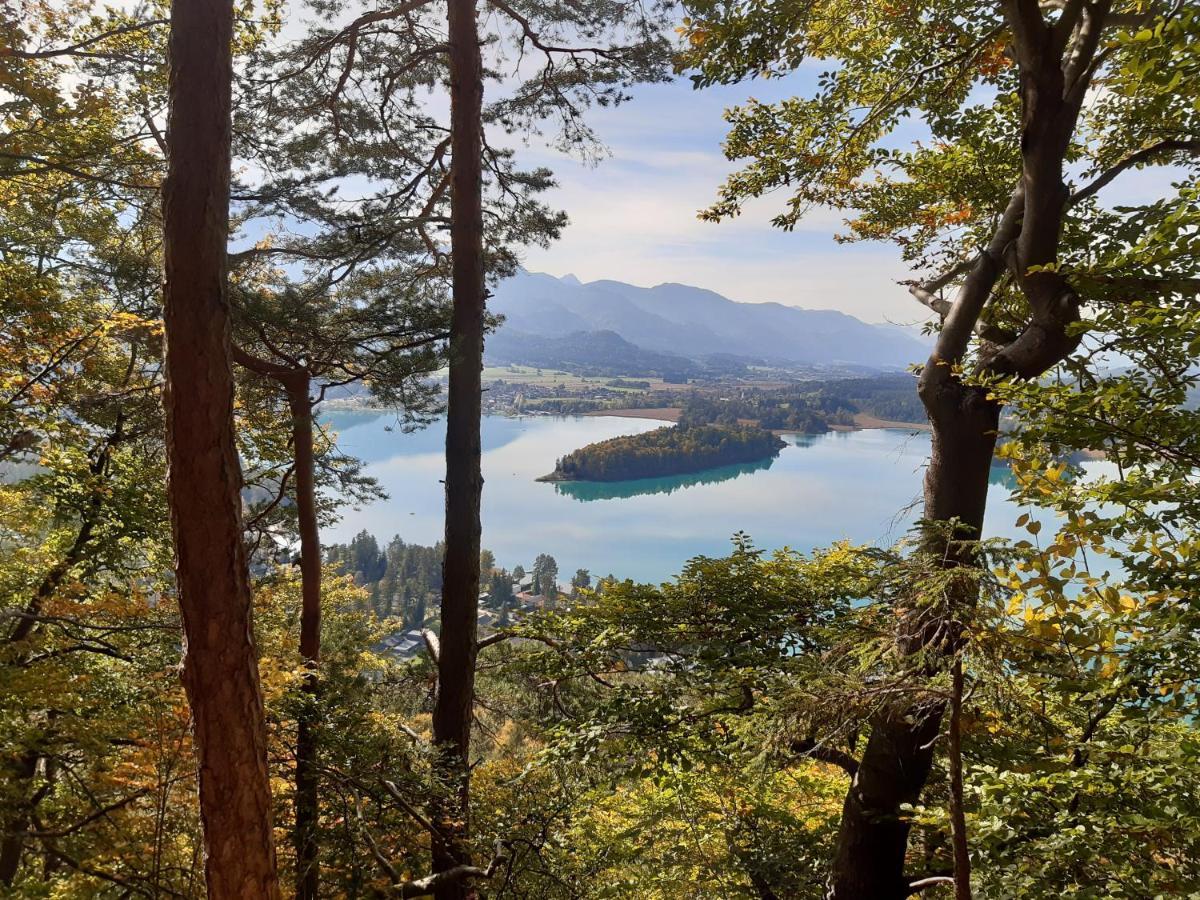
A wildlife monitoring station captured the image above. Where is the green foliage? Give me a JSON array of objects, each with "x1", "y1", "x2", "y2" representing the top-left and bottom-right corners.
[
  {"x1": 549, "y1": 424, "x2": 787, "y2": 482},
  {"x1": 326, "y1": 532, "x2": 445, "y2": 626},
  {"x1": 679, "y1": 391, "x2": 831, "y2": 432},
  {"x1": 532, "y1": 553, "x2": 560, "y2": 600}
]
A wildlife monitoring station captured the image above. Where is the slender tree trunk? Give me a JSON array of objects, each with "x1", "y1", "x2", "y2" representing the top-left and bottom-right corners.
[
  {"x1": 949, "y1": 656, "x2": 972, "y2": 900},
  {"x1": 162, "y1": 0, "x2": 279, "y2": 892},
  {"x1": 432, "y1": 0, "x2": 485, "y2": 892},
  {"x1": 288, "y1": 380, "x2": 322, "y2": 900}
]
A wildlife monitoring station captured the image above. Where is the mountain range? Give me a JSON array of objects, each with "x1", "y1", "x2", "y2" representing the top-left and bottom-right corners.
[{"x1": 486, "y1": 270, "x2": 930, "y2": 374}]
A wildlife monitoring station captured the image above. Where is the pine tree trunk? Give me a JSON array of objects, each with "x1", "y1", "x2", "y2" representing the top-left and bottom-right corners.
[
  {"x1": 289, "y1": 381, "x2": 322, "y2": 900},
  {"x1": 162, "y1": 0, "x2": 279, "y2": 893},
  {"x1": 432, "y1": 0, "x2": 485, "y2": 891}
]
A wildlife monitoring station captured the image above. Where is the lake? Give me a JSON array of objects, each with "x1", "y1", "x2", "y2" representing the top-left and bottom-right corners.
[{"x1": 323, "y1": 410, "x2": 1036, "y2": 584}]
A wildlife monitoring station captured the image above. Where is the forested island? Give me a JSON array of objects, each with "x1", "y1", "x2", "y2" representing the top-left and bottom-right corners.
[{"x1": 540, "y1": 424, "x2": 786, "y2": 482}]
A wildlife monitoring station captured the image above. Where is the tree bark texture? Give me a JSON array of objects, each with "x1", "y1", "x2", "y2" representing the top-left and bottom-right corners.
[
  {"x1": 432, "y1": 0, "x2": 485, "y2": 892},
  {"x1": 161, "y1": 0, "x2": 280, "y2": 893}
]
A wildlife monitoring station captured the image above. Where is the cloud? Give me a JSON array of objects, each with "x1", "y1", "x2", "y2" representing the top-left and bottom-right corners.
[{"x1": 515, "y1": 78, "x2": 927, "y2": 322}]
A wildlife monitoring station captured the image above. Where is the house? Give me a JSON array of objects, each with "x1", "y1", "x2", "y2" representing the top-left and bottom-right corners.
[
  {"x1": 374, "y1": 629, "x2": 424, "y2": 660},
  {"x1": 514, "y1": 591, "x2": 548, "y2": 610}
]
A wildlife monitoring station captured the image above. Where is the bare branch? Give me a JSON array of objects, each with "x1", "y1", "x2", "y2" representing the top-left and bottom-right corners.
[
  {"x1": 478, "y1": 631, "x2": 510, "y2": 650},
  {"x1": 380, "y1": 779, "x2": 444, "y2": 838},
  {"x1": 393, "y1": 839, "x2": 511, "y2": 897},
  {"x1": 421, "y1": 628, "x2": 440, "y2": 664},
  {"x1": 908, "y1": 875, "x2": 956, "y2": 894},
  {"x1": 352, "y1": 789, "x2": 401, "y2": 884}
]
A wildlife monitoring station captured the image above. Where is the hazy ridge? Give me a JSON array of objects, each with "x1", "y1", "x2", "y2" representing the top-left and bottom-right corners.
[{"x1": 487, "y1": 270, "x2": 930, "y2": 373}]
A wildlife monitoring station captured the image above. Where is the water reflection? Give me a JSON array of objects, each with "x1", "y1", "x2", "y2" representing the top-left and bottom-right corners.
[
  {"x1": 552, "y1": 455, "x2": 780, "y2": 502},
  {"x1": 322, "y1": 411, "x2": 1048, "y2": 584},
  {"x1": 989, "y1": 463, "x2": 1018, "y2": 490}
]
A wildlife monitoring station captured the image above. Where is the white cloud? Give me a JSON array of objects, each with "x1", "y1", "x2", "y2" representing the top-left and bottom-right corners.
[{"x1": 519, "y1": 131, "x2": 927, "y2": 323}]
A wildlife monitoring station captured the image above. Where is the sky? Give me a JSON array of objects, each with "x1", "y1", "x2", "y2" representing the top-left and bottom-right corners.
[
  {"x1": 264, "y1": 6, "x2": 1177, "y2": 328},
  {"x1": 264, "y1": 6, "x2": 919, "y2": 323},
  {"x1": 507, "y1": 61, "x2": 1175, "y2": 326},
  {"x1": 514, "y1": 73, "x2": 925, "y2": 325}
]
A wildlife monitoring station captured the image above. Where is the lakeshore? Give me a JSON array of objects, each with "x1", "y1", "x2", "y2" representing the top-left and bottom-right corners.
[
  {"x1": 588, "y1": 406, "x2": 931, "y2": 432},
  {"x1": 322, "y1": 411, "x2": 1063, "y2": 584}
]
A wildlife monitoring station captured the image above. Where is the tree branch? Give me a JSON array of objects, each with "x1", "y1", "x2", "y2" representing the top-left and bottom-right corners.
[
  {"x1": 1070, "y1": 139, "x2": 1200, "y2": 206},
  {"x1": 0, "y1": 19, "x2": 167, "y2": 60},
  {"x1": 790, "y1": 739, "x2": 859, "y2": 777},
  {"x1": 393, "y1": 839, "x2": 511, "y2": 897},
  {"x1": 908, "y1": 875, "x2": 956, "y2": 894},
  {"x1": 421, "y1": 628, "x2": 440, "y2": 664},
  {"x1": 922, "y1": 186, "x2": 1026, "y2": 372}
]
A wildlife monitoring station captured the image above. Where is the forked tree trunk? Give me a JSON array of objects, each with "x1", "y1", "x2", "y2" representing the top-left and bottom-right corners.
[
  {"x1": 161, "y1": 0, "x2": 279, "y2": 894},
  {"x1": 432, "y1": 0, "x2": 486, "y2": 891},
  {"x1": 826, "y1": 1, "x2": 1106, "y2": 892}
]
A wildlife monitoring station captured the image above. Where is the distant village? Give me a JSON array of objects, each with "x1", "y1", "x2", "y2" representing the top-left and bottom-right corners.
[
  {"x1": 373, "y1": 569, "x2": 563, "y2": 662},
  {"x1": 482, "y1": 375, "x2": 658, "y2": 417}
]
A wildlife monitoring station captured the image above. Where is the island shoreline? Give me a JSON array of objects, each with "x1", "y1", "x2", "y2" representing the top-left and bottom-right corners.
[
  {"x1": 584, "y1": 407, "x2": 931, "y2": 433},
  {"x1": 539, "y1": 423, "x2": 787, "y2": 484}
]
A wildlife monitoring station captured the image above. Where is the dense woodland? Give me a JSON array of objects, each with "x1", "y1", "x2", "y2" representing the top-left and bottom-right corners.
[
  {"x1": 325, "y1": 534, "x2": 445, "y2": 626},
  {"x1": 679, "y1": 393, "x2": 836, "y2": 432},
  {"x1": 521, "y1": 372, "x2": 929, "y2": 426},
  {"x1": 324, "y1": 535, "x2": 558, "y2": 625},
  {"x1": 2, "y1": 0, "x2": 1200, "y2": 898},
  {"x1": 543, "y1": 423, "x2": 788, "y2": 482},
  {"x1": 815, "y1": 375, "x2": 929, "y2": 424}
]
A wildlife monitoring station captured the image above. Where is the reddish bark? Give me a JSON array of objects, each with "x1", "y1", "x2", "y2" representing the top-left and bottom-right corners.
[{"x1": 161, "y1": 0, "x2": 280, "y2": 892}]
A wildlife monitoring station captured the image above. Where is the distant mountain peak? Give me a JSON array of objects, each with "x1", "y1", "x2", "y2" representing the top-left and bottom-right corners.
[{"x1": 494, "y1": 270, "x2": 930, "y2": 371}]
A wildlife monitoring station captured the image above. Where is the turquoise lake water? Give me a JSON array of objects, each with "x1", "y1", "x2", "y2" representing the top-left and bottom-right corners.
[{"x1": 322, "y1": 411, "x2": 1037, "y2": 584}]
